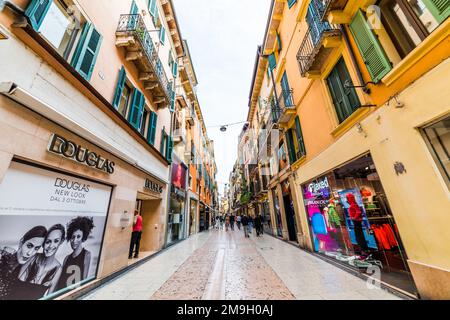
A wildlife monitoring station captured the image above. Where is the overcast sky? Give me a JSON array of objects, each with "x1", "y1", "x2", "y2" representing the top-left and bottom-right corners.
[{"x1": 173, "y1": 0, "x2": 271, "y2": 196}]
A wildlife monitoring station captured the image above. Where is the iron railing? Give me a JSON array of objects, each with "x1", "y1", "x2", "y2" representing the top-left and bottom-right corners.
[
  {"x1": 297, "y1": 0, "x2": 340, "y2": 76},
  {"x1": 270, "y1": 89, "x2": 294, "y2": 123},
  {"x1": 117, "y1": 14, "x2": 171, "y2": 103}
]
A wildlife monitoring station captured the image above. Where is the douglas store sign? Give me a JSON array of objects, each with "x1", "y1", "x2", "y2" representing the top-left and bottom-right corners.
[{"x1": 47, "y1": 134, "x2": 115, "y2": 174}]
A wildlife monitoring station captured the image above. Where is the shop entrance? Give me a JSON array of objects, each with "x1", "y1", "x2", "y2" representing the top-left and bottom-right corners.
[
  {"x1": 301, "y1": 153, "x2": 417, "y2": 296},
  {"x1": 199, "y1": 202, "x2": 206, "y2": 232},
  {"x1": 272, "y1": 189, "x2": 283, "y2": 238},
  {"x1": 282, "y1": 181, "x2": 298, "y2": 242},
  {"x1": 133, "y1": 192, "x2": 162, "y2": 263},
  {"x1": 189, "y1": 198, "x2": 197, "y2": 236}
]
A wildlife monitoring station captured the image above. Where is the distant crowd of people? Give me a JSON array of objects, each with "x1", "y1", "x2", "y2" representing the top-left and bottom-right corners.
[{"x1": 214, "y1": 213, "x2": 264, "y2": 238}]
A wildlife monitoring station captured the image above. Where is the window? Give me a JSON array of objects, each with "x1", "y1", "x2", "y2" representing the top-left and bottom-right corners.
[
  {"x1": 373, "y1": 0, "x2": 449, "y2": 59},
  {"x1": 148, "y1": 0, "x2": 157, "y2": 17},
  {"x1": 26, "y1": 0, "x2": 102, "y2": 81},
  {"x1": 128, "y1": 89, "x2": 145, "y2": 130},
  {"x1": 113, "y1": 67, "x2": 133, "y2": 118},
  {"x1": 140, "y1": 108, "x2": 149, "y2": 136},
  {"x1": 280, "y1": 72, "x2": 294, "y2": 107},
  {"x1": 326, "y1": 58, "x2": 361, "y2": 123},
  {"x1": 147, "y1": 111, "x2": 158, "y2": 145},
  {"x1": 295, "y1": 116, "x2": 306, "y2": 158},
  {"x1": 288, "y1": 0, "x2": 297, "y2": 9},
  {"x1": 268, "y1": 53, "x2": 277, "y2": 70},
  {"x1": 423, "y1": 116, "x2": 450, "y2": 189},
  {"x1": 285, "y1": 129, "x2": 297, "y2": 165},
  {"x1": 160, "y1": 25, "x2": 166, "y2": 44}
]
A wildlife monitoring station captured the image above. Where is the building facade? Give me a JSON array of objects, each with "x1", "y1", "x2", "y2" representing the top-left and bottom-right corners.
[
  {"x1": 0, "y1": 0, "x2": 217, "y2": 300},
  {"x1": 232, "y1": 0, "x2": 450, "y2": 300}
]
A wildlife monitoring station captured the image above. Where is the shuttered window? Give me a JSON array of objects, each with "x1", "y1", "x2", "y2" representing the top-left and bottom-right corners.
[
  {"x1": 166, "y1": 136, "x2": 174, "y2": 162},
  {"x1": 71, "y1": 23, "x2": 102, "y2": 81},
  {"x1": 113, "y1": 67, "x2": 126, "y2": 108},
  {"x1": 25, "y1": 0, "x2": 52, "y2": 30},
  {"x1": 128, "y1": 89, "x2": 145, "y2": 130},
  {"x1": 169, "y1": 86, "x2": 176, "y2": 112},
  {"x1": 285, "y1": 129, "x2": 297, "y2": 165},
  {"x1": 276, "y1": 31, "x2": 282, "y2": 52},
  {"x1": 148, "y1": 0, "x2": 157, "y2": 17},
  {"x1": 288, "y1": 0, "x2": 297, "y2": 9},
  {"x1": 349, "y1": 10, "x2": 392, "y2": 83},
  {"x1": 160, "y1": 128, "x2": 167, "y2": 155},
  {"x1": 327, "y1": 58, "x2": 361, "y2": 123},
  {"x1": 268, "y1": 53, "x2": 277, "y2": 70},
  {"x1": 423, "y1": 0, "x2": 450, "y2": 23},
  {"x1": 147, "y1": 111, "x2": 158, "y2": 145},
  {"x1": 281, "y1": 72, "x2": 294, "y2": 107},
  {"x1": 294, "y1": 116, "x2": 306, "y2": 158},
  {"x1": 160, "y1": 25, "x2": 166, "y2": 44}
]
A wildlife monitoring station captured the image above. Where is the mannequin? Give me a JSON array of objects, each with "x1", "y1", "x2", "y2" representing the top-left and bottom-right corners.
[{"x1": 346, "y1": 193, "x2": 368, "y2": 255}]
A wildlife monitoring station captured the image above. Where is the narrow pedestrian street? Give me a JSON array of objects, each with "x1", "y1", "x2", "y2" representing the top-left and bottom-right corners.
[{"x1": 82, "y1": 229, "x2": 402, "y2": 300}]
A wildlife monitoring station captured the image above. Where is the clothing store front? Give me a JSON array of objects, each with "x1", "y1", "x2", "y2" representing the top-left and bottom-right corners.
[
  {"x1": 301, "y1": 153, "x2": 417, "y2": 296},
  {"x1": 271, "y1": 188, "x2": 283, "y2": 238},
  {"x1": 167, "y1": 160, "x2": 188, "y2": 245}
]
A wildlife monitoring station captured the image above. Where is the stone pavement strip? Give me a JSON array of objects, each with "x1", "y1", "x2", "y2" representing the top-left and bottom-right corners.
[{"x1": 83, "y1": 229, "x2": 403, "y2": 300}]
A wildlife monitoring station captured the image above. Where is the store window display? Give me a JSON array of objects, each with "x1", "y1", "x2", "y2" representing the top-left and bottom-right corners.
[{"x1": 301, "y1": 154, "x2": 417, "y2": 296}]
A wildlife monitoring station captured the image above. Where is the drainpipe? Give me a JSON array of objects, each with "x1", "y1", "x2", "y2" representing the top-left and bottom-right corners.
[{"x1": 340, "y1": 25, "x2": 371, "y2": 94}]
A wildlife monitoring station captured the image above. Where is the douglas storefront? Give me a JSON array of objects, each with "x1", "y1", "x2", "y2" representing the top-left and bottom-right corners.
[{"x1": 301, "y1": 154, "x2": 417, "y2": 297}]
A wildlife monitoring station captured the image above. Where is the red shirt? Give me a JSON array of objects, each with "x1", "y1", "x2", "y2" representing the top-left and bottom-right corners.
[{"x1": 133, "y1": 215, "x2": 143, "y2": 232}]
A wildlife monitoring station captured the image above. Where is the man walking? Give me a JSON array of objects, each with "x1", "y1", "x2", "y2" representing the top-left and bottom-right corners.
[
  {"x1": 129, "y1": 210, "x2": 143, "y2": 259},
  {"x1": 254, "y1": 214, "x2": 263, "y2": 237},
  {"x1": 242, "y1": 214, "x2": 249, "y2": 238},
  {"x1": 230, "y1": 214, "x2": 235, "y2": 231},
  {"x1": 236, "y1": 215, "x2": 242, "y2": 230}
]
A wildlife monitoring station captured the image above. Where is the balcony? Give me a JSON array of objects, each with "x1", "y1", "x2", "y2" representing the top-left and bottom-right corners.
[
  {"x1": 320, "y1": 0, "x2": 349, "y2": 21},
  {"x1": 115, "y1": 14, "x2": 172, "y2": 108},
  {"x1": 270, "y1": 89, "x2": 296, "y2": 126},
  {"x1": 297, "y1": 1, "x2": 341, "y2": 77}
]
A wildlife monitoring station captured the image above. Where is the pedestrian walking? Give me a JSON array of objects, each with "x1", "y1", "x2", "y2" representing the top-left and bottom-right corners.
[
  {"x1": 225, "y1": 214, "x2": 230, "y2": 232},
  {"x1": 248, "y1": 215, "x2": 254, "y2": 235},
  {"x1": 220, "y1": 215, "x2": 224, "y2": 229},
  {"x1": 215, "y1": 216, "x2": 220, "y2": 230},
  {"x1": 230, "y1": 214, "x2": 235, "y2": 231},
  {"x1": 241, "y1": 215, "x2": 249, "y2": 238},
  {"x1": 236, "y1": 215, "x2": 242, "y2": 230},
  {"x1": 254, "y1": 215, "x2": 263, "y2": 237}
]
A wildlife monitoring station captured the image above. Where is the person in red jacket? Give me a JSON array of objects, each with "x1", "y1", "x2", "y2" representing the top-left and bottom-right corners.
[
  {"x1": 346, "y1": 193, "x2": 368, "y2": 255},
  {"x1": 129, "y1": 210, "x2": 143, "y2": 259}
]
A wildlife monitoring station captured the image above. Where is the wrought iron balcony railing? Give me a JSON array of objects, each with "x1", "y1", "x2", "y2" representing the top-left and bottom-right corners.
[
  {"x1": 297, "y1": 1, "x2": 340, "y2": 76},
  {"x1": 270, "y1": 89, "x2": 295, "y2": 124},
  {"x1": 116, "y1": 14, "x2": 171, "y2": 104}
]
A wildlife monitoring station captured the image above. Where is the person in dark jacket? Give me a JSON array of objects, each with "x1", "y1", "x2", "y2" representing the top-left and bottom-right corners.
[
  {"x1": 254, "y1": 215, "x2": 263, "y2": 237},
  {"x1": 241, "y1": 215, "x2": 249, "y2": 238}
]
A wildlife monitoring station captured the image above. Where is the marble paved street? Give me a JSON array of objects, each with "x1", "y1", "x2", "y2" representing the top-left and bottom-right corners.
[{"x1": 82, "y1": 229, "x2": 403, "y2": 300}]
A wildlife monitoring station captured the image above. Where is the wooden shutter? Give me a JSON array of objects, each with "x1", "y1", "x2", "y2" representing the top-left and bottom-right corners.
[
  {"x1": 169, "y1": 87, "x2": 176, "y2": 112},
  {"x1": 129, "y1": 1, "x2": 139, "y2": 29},
  {"x1": 160, "y1": 25, "x2": 166, "y2": 44},
  {"x1": 281, "y1": 72, "x2": 293, "y2": 106},
  {"x1": 294, "y1": 116, "x2": 306, "y2": 157},
  {"x1": 285, "y1": 129, "x2": 297, "y2": 164},
  {"x1": 288, "y1": 0, "x2": 297, "y2": 9},
  {"x1": 326, "y1": 58, "x2": 361, "y2": 123},
  {"x1": 72, "y1": 24, "x2": 103, "y2": 81},
  {"x1": 128, "y1": 89, "x2": 145, "y2": 129},
  {"x1": 166, "y1": 136, "x2": 174, "y2": 162},
  {"x1": 423, "y1": 0, "x2": 450, "y2": 23},
  {"x1": 160, "y1": 128, "x2": 166, "y2": 154},
  {"x1": 112, "y1": 67, "x2": 126, "y2": 108},
  {"x1": 25, "y1": 0, "x2": 52, "y2": 30},
  {"x1": 268, "y1": 53, "x2": 276, "y2": 70},
  {"x1": 147, "y1": 111, "x2": 158, "y2": 145},
  {"x1": 349, "y1": 10, "x2": 392, "y2": 83},
  {"x1": 149, "y1": 0, "x2": 157, "y2": 17}
]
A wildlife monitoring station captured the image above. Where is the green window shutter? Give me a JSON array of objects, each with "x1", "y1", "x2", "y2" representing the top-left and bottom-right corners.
[
  {"x1": 149, "y1": 0, "x2": 157, "y2": 17},
  {"x1": 128, "y1": 89, "x2": 145, "y2": 129},
  {"x1": 112, "y1": 67, "x2": 126, "y2": 108},
  {"x1": 349, "y1": 10, "x2": 392, "y2": 83},
  {"x1": 147, "y1": 111, "x2": 158, "y2": 145},
  {"x1": 423, "y1": 0, "x2": 450, "y2": 23},
  {"x1": 281, "y1": 72, "x2": 293, "y2": 106},
  {"x1": 327, "y1": 58, "x2": 361, "y2": 123},
  {"x1": 285, "y1": 129, "x2": 297, "y2": 164},
  {"x1": 160, "y1": 25, "x2": 166, "y2": 44},
  {"x1": 294, "y1": 116, "x2": 306, "y2": 157},
  {"x1": 288, "y1": 0, "x2": 297, "y2": 9},
  {"x1": 71, "y1": 24, "x2": 103, "y2": 81},
  {"x1": 131, "y1": 1, "x2": 139, "y2": 14},
  {"x1": 172, "y1": 62, "x2": 178, "y2": 77},
  {"x1": 129, "y1": 1, "x2": 139, "y2": 29},
  {"x1": 268, "y1": 53, "x2": 276, "y2": 70},
  {"x1": 25, "y1": 0, "x2": 52, "y2": 30},
  {"x1": 276, "y1": 31, "x2": 282, "y2": 52},
  {"x1": 166, "y1": 136, "x2": 174, "y2": 162}
]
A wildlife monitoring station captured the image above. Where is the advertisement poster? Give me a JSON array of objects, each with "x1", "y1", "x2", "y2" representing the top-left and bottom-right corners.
[
  {"x1": 171, "y1": 161, "x2": 187, "y2": 191},
  {"x1": 0, "y1": 161, "x2": 111, "y2": 300},
  {"x1": 337, "y1": 188, "x2": 377, "y2": 250}
]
